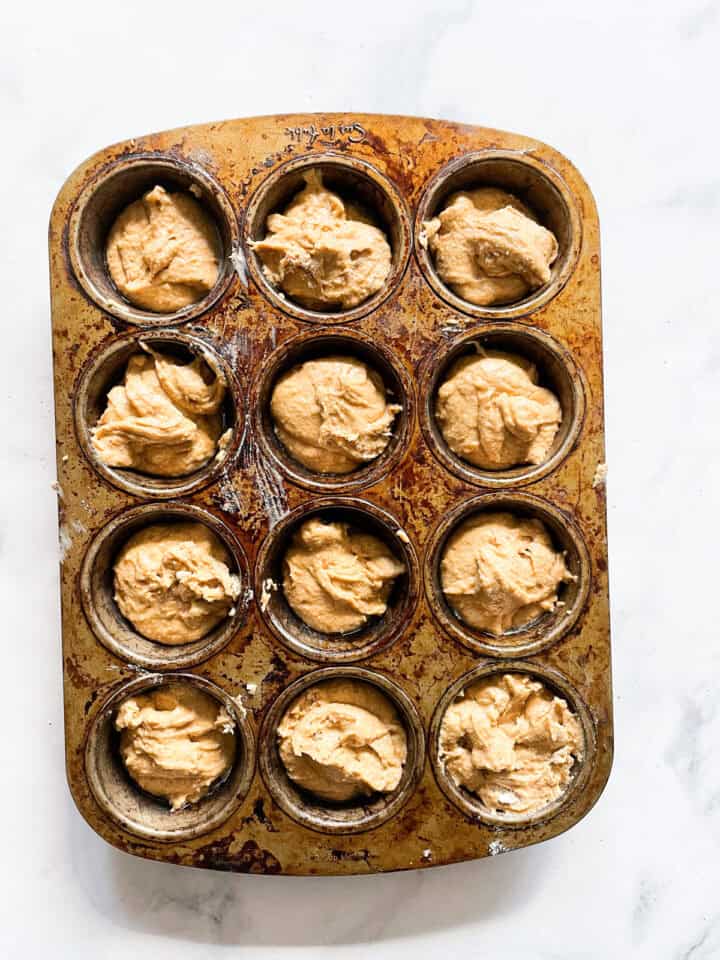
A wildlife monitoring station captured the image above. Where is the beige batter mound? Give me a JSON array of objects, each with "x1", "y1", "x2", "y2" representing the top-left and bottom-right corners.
[
  {"x1": 282, "y1": 518, "x2": 405, "y2": 634},
  {"x1": 439, "y1": 673, "x2": 583, "y2": 815},
  {"x1": 277, "y1": 679, "x2": 407, "y2": 802},
  {"x1": 437, "y1": 350, "x2": 562, "y2": 469},
  {"x1": 91, "y1": 349, "x2": 226, "y2": 477},
  {"x1": 116, "y1": 685, "x2": 235, "y2": 810},
  {"x1": 441, "y1": 512, "x2": 572, "y2": 635},
  {"x1": 113, "y1": 521, "x2": 240, "y2": 644},
  {"x1": 106, "y1": 185, "x2": 220, "y2": 312},
  {"x1": 423, "y1": 187, "x2": 558, "y2": 306},
  {"x1": 251, "y1": 170, "x2": 392, "y2": 310},
  {"x1": 270, "y1": 355, "x2": 400, "y2": 474}
]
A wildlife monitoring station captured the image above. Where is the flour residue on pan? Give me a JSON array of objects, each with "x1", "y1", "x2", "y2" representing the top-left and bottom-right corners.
[
  {"x1": 58, "y1": 518, "x2": 88, "y2": 563},
  {"x1": 254, "y1": 452, "x2": 288, "y2": 527},
  {"x1": 230, "y1": 247, "x2": 249, "y2": 289},
  {"x1": 214, "y1": 471, "x2": 243, "y2": 515},
  {"x1": 59, "y1": 525, "x2": 73, "y2": 563},
  {"x1": 488, "y1": 839, "x2": 509, "y2": 856}
]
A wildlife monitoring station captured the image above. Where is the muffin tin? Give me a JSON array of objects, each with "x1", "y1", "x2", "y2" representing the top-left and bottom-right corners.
[{"x1": 50, "y1": 113, "x2": 612, "y2": 875}]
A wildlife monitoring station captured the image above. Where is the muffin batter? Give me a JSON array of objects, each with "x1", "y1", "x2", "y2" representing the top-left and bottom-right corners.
[
  {"x1": 282, "y1": 518, "x2": 405, "y2": 634},
  {"x1": 277, "y1": 679, "x2": 407, "y2": 802},
  {"x1": 439, "y1": 672, "x2": 583, "y2": 815},
  {"x1": 113, "y1": 521, "x2": 240, "y2": 644},
  {"x1": 106, "y1": 185, "x2": 220, "y2": 312},
  {"x1": 440, "y1": 512, "x2": 572, "y2": 634},
  {"x1": 436, "y1": 350, "x2": 562, "y2": 469},
  {"x1": 423, "y1": 187, "x2": 558, "y2": 306},
  {"x1": 270, "y1": 355, "x2": 400, "y2": 473},
  {"x1": 91, "y1": 348, "x2": 226, "y2": 477},
  {"x1": 251, "y1": 170, "x2": 392, "y2": 310},
  {"x1": 116, "y1": 684, "x2": 235, "y2": 810}
]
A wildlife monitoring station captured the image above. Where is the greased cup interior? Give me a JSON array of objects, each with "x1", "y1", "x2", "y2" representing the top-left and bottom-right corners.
[
  {"x1": 255, "y1": 498, "x2": 419, "y2": 663},
  {"x1": 252, "y1": 328, "x2": 414, "y2": 493},
  {"x1": 424, "y1": 492, "x2": 591, "y2": 658},
  {"x1": 429, "y1": 661, "x2": 596, "y2": 828},
  {"x1": 74, "y1": 329, "x2": 244, "y2": 499},
  {"x1": 80, "y1": 502, "x2": 250, "y2": 670},
  {"x1": 85, "y1": 673, "x2": 255, "y2": 842},
  {"x1": 415, "y1": 150, "x2": 581, "y2": 319},
  {"x1": 259, "y1": 667, "x2": 425, "y2": 834},
  {"x1": 68, "y1": 153, "x2": 239, "y2": 325},
  {"x1": 420, "y1": 323, "x2": 585, "y2": 488},
  {"x1": 243, "y1": 153, "x2": 411, "y2": 323}
]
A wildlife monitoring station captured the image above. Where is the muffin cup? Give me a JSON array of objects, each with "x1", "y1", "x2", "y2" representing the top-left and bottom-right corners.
[
  {"x1": 68, "y1": 153, "x2": 239, "y2": 325},
  {"x1": 243, "y1": 153, "x2": 411, "y2": 323},
  {"x1": 80, "y1": 502, "x2": 250, "y2": 670},
  {"x1": 424, "y1": 492, "x2": 591, "y2": 658},
  {"x1": 85, "y1": 672, "x2": 255, "y2": 841},
  {"x1": 429, "y1": 660, "x2": 595, "y2": 828},
  {"x1": 258, "y1": 666, "x2": 425, "y2": 834},
  {"x1": 251, "y1": 327, "x2": 414, "y2": 493},
  {"x1": 255, "y1": 498, "x2": 419, "y2": 663},
  {"x1": 415, "y1": 150, "x2": 581, "y2": 319},
  {"x1": 74, "y1": 328, "x2": 244, "y2": 499},
  {"x1": 419, "y1": 323, "x2": 585, "y2": 487}
]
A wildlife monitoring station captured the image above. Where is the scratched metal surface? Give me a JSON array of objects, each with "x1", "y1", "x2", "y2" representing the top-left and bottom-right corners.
[{"x1": 49, "y1": 113, "x2": 612, "y2": 875}]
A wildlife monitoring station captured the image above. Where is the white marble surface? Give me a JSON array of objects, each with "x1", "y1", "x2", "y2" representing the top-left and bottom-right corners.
[{"x1": 2, "y1": 0, "x2": 719, "y2": 955}]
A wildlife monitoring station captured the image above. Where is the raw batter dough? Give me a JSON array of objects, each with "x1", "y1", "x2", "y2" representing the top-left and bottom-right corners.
[
  {"x1": 282, "y1": 518, "x2": 405, "y2": 634},
  {"x1": 440, "y1": 512, "x2": 572, "y2": 634},
  {"x1": 439, "y1": 672, "x2": 583, "y2": 815},
  {"x1": 91, "y1": 348, "x2": 226, "y2": 477},
  {"x1": 251, "y1": 170, "x2": 392, "y2": 310},
  {"x1": 106, "y1": 184, "x2": 220, "y2": 312},
  {"x1": 436, "y1": 350, "x2": 562, "y2": 469},
  {"x1": 270, "y1": 355, "x2": 400, "y2": 473},
  {"x1": 116, "y1": 684, "x2": 235, "y2": 810},
  {"x1": 423, "y1": 187, "x2": 558, "y2": 306},
  {"x1": 113, "y1": 521, "x2": 240, "y2": 644},
  {"x1": 277, "y1": 679, "x2": 407, "y2": 802}
]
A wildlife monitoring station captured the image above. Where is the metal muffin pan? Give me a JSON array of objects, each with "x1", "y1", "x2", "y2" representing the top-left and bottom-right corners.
[{"x1": 50, "y1": 113, "x2": 612, "y2": 876}]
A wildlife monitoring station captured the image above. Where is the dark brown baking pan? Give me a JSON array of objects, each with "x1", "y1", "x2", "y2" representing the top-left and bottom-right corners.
[{"x1": 50, "y1": 113, "x2": 612, "y2": 876}]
